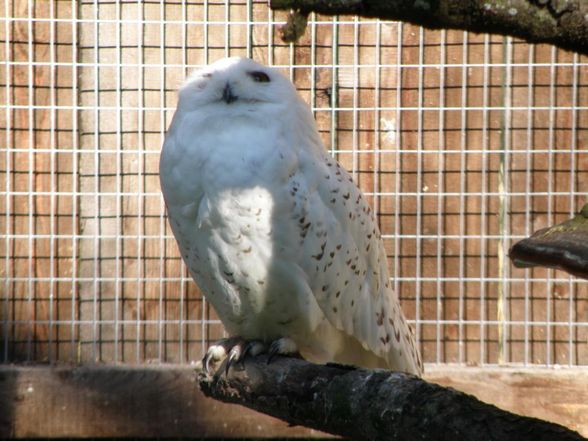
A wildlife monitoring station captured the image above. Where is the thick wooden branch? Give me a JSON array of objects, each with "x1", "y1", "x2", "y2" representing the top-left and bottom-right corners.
[
  {"x1": 510, "y1": 203, "x2": 588, "y2": 279},
  {"x1": 199, "y1": 355, "x2": 587, "y2": 441},
  {"x1": 270, "y1": 0, "x2": 588, "y2": 55}
]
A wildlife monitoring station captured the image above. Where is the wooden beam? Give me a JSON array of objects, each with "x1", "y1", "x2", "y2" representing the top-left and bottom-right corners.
[
  {"x1": 0, "y1": 365, "x2": 328, "y2": 438},
  {"x1": 0, "y1": 365, "x2": 586, "y2": 438}
]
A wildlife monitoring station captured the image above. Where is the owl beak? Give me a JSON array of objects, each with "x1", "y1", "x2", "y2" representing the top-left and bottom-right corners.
[{"x1": 222, "y1": 83, "x2": 238, "y2": 104}]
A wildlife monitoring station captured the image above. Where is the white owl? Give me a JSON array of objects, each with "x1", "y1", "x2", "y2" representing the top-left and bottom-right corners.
[{"x1": 159, "y1": 57, "x2": 423, "y2": 375}]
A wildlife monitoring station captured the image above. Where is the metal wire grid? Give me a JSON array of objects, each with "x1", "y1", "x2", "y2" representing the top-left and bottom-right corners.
[{"x1": 1, "y1": 0, "x2": 587, "y2": 366}]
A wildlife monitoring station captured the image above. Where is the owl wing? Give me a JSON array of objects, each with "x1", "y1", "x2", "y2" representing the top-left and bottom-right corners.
[{"x1": 292, "y1": 150, "x2": 422, "y2": 375}]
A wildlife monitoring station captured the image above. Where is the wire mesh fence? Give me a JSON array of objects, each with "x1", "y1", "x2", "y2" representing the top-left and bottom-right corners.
[{"x1": 1, "y1": 0, "x2": 587, "y2": 367}]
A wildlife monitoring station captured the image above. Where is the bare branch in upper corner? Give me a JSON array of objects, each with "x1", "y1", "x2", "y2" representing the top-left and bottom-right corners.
[
  {"x1": 198, "y1": 355, "x2": 587, "y2": 441},
  {"x1": 270, "y1": 0, "x2": 588, "y2": 56}
]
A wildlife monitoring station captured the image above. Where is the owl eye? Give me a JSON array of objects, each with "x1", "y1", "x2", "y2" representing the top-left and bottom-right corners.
[{"x1": 248, "y1": 71, "x2": 270, "y2": 83}]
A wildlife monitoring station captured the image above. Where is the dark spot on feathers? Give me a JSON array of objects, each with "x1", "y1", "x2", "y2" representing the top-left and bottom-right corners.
[
  {"x1": 257, "y1": 280, "x2": 265, "y2": 285},
  {"x1": 346, "y1": 258, "x2": 352, "y2": 265},
  {"x1": 388, "y1": 318, "x2": 401, "y2": 342},
  {"x1": 376, "y1": 308, "x2": 385, "y2": 326},
  {"x1": 330, "y1": 251, "x2": 335, "y2": 258},
  {"x1": 343, "y1": 192, "x2": 350, "y2": 200},
  {"x1": 344, "y1": 280, "x2": 349, "y2": 286},
  {"x1": 367, "y1": 234, "x2": 372, "y2": 239},
  {"x1": 330, "y1": 198, "x2": 336, "y2": 204},
  {"x1": 299, "y1": 216, "x2": 305, "y2": 224},
  {"x1": 322, "y1": 284, "x2": 329, "y2": 291},
  {"x1": 332, "y1": 307, "x2": 338, "y2": 313},
  {"x1": 312, "y1": 242, "x2": 327, "y2": 260},
  {"x1": 366, "y1": 243, "x2": 370, "y2": 252},
  {"x1": 335, "y1": 291, "x2": 341, "y2": 298},
  {"x1": 336, "y1": 244, "x2": 342, "y2": 250},
  {"x1": 243, "y1": 246, "x2": 252, "y2": 253},
  {"x1": 350, "y1": 264, "x2": 356, "y2": 270},
  {"x1": 331, "y1": 188, "x2": 339, "y2": 193}
]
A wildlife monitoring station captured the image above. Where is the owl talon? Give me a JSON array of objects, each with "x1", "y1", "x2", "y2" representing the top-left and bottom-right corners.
[
  {"x1": 225, "y1": 344, "x2": 244, "y2": 376},
  {"x1": 204, "y1": 344, "x2": 227, "y2": 374},
  {"x1": 202, "y1": 337, "x2": 245, "y2": 375},
  {"x1": 204, "y1": 355, "x2": 213, "y2": 374},
  {"x1": 267, "y1": 345, "x2": 279, "y2": 364}
]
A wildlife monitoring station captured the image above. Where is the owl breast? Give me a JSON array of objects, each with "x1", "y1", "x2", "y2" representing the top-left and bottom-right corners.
[{"x1": 161, "y1": 113, "x2": 323, "y2": 342}]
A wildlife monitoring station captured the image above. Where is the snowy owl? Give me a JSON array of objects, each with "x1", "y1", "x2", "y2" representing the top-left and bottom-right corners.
[{"x1": 159, "y1": 57, "x2": 423, "y2": 375}]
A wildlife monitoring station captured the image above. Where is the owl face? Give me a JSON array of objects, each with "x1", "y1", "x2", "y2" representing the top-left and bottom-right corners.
[{"x1": 179, "y1": 57, "x2": 298, "y2": 110}]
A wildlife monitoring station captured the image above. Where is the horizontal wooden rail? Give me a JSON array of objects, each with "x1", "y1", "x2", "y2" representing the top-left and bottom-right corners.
[{"x1": 0, "y1": 364, "x2": 586, "y2": 438}]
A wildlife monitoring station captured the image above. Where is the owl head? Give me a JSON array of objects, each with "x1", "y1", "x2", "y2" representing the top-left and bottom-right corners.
[{"x1": 178, "y1": 57, "x2": 300, "y2": 110}]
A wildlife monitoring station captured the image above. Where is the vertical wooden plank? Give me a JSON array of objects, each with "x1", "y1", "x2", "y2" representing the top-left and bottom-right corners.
[{"x1": 3, "y1": 0, "x2": 77, "y2": 363}]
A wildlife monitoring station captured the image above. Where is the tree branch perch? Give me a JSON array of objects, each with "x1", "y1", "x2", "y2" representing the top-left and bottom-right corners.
[
  {"x1": 270, "y1": 0, "x2": 588, "y2": 55},
  {"x1": 198, "y1": 355, "x2": 587, "y2": 441},
  {"x1": 510, "y1": 203, "x2": 588, "y2": 279}
]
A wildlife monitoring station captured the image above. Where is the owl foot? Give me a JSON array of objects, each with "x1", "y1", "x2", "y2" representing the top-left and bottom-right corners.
[
  {"x1": 225, "y1": 339, "x2": 266, "y2": 376},
  {"x1": 203, "y1": 336, "x2": 240, "y2": 374},
  {"x1": 203, "y1": 336, "x2": 300, "y2": 374},
  {"x1": 203, "y1": 337, "x2": 265, "y2": 375},
  {"x1": 267, "y1": 337, "x2": 300, "y2": 364}
]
